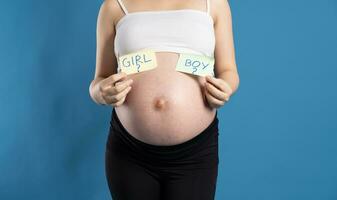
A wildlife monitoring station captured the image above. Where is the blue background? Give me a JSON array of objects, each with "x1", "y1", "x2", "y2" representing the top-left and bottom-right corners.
[{"x1": 1, "y1": 0, "x2": 336, "y2": 199}]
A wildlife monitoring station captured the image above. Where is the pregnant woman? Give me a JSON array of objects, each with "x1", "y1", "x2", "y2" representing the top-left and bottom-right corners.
[{"x1": 89, "y1": 0, "x2": 239, "y2": 199}]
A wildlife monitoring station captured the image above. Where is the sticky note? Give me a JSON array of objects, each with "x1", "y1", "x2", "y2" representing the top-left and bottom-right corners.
[
  {"x1": 175, "y1": 53, "x2": 215, "y2": 77},
  {"x1": 118, "y1": 49, "x2": 157, "y2": 75}
]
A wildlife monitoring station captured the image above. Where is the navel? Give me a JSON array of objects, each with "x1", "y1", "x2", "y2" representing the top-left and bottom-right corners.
[{"x1": 153, "y1": 97, "x2": 168, "y2": 110}]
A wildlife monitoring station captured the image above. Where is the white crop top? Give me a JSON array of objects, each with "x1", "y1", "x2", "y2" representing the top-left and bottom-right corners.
[{"x1": 114, "y1": 0, "x2": 216, "y2": 60}]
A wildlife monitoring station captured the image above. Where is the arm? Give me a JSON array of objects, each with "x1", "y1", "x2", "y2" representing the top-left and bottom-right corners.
[
  {"x1": 204, "y1": 0, "x2": 240, "y2": 108},
  {"x1": 89, "y1": 0, "x2": 119, "y2": 105},
  {"x1": 213, "y1": 0, "x2": 239, "y2": 94}
]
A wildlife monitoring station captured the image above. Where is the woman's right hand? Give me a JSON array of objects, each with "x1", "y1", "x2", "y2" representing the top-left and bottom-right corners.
[{"x1": 99, "y1": 72, "x2": 133, "y2": 107}]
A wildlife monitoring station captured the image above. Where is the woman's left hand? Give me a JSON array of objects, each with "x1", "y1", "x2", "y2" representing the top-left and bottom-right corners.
[{"x1": 204, "y1": 75, "x2": 233, "y2": 109}]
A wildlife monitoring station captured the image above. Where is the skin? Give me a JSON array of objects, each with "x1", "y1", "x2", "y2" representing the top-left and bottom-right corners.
[{"x1": 89, "y1": 0, "x2": 240, "y2": 146}]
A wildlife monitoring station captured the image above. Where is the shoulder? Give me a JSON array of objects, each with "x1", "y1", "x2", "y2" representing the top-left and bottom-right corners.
[
  {"x1": 98, "y1": 0, "x2": 123, "y2": 26},
  {"x1": 211, "y1": 0, "x2": 232, "y2": 24}
]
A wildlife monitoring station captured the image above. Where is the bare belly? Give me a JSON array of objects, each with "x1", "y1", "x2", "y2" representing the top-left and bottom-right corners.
[{"x1": 115, "y1": 52, "x2": 216, "y2": 146}]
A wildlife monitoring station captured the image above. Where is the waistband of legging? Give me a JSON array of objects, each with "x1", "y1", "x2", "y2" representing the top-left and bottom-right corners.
[{"x1": 110, "y1": 108, "x2": 218, "y2": 152}]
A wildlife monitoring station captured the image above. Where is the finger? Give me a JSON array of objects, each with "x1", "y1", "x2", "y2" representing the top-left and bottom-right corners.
[
  {"x1": 111, "y1": 95, "x2": 126, "y2": 107},
  {"x1": 109, "y1": 72, "x2": 127, "y2": 84},
  {"x1": 100, "y1": 72, "x2": 128, "y2": 91},
  {"x1": 222, "y1": 81, "x2": 233, "y2": 95},
  {"x1": 205, "y1": 89, "x2": 225, "y2": 108},
  {"x1": 205, "y1": 92, "x2": 223, "y2": 108},
  {"x1": 109, "y1": 86, "x2": 132, "y2": 103},
  {"x1": 206, "y1": 76, "x2": 232, "y2": 95},
  {"x1": 105, "y1": 79, "x2": 133, "y2": 96},
  {"x1": 113, "y1": 76, "x2": 128, "y2": 86},
  {"x1": 205, "y1": 76, "x2": 225, "y2": 92},
  {"x1": 113, "y1": 85, "x2": 132, "y2": 102},
  {"x1": 205, "y1": 82, "x2": 229, "y2": 101},
  {"x1": 102, "y1": 94, "x2": 114, "y2": 105}
]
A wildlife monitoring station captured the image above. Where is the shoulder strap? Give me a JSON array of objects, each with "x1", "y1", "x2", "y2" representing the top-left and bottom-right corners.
[
  {"x1": 206, "y1": 0, "x2": 210, "y2": 15},
  {"x1": 116, "y1": 0, "x2": 129, "y2": 14}
]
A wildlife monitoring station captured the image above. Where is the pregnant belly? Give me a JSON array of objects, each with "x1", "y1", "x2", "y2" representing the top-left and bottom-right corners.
[{"x1": 114, "y1": 52, "x2": 217, "y2": 146}]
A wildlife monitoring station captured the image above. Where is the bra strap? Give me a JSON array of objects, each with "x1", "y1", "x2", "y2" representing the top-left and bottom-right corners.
[
  {"x1": 206, "y1": 0, "x2": 210, "y2": 15},
  {"x1": 116, "y1": 0, "x2": 129, "y2": 14}
]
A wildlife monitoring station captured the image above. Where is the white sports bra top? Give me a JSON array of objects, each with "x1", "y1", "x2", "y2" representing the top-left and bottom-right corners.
[{"x1": 114, "y1": 0, "x2": 216, "y2": 59}]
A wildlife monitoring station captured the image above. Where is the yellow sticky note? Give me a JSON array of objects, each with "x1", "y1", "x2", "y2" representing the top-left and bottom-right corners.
[
  {"x1": 175, "y1": 53, "x2": 215, "y2": 77},
  {"x1": 118, "y1": 49, "x2": 157, "y2": 75}
]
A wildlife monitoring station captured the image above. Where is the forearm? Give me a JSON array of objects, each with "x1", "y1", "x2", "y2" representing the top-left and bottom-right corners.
[
  {"x1": 217, "y1": 68, "x2": 240, "y2": 95},
  {"x1": 89, "y1": 77, "x2": 107, "y2": 105}
]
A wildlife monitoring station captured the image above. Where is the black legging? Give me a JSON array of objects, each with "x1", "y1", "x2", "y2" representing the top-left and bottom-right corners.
[{"x1": 105, "y1": 108, "x2": 219, "y2": 200}]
